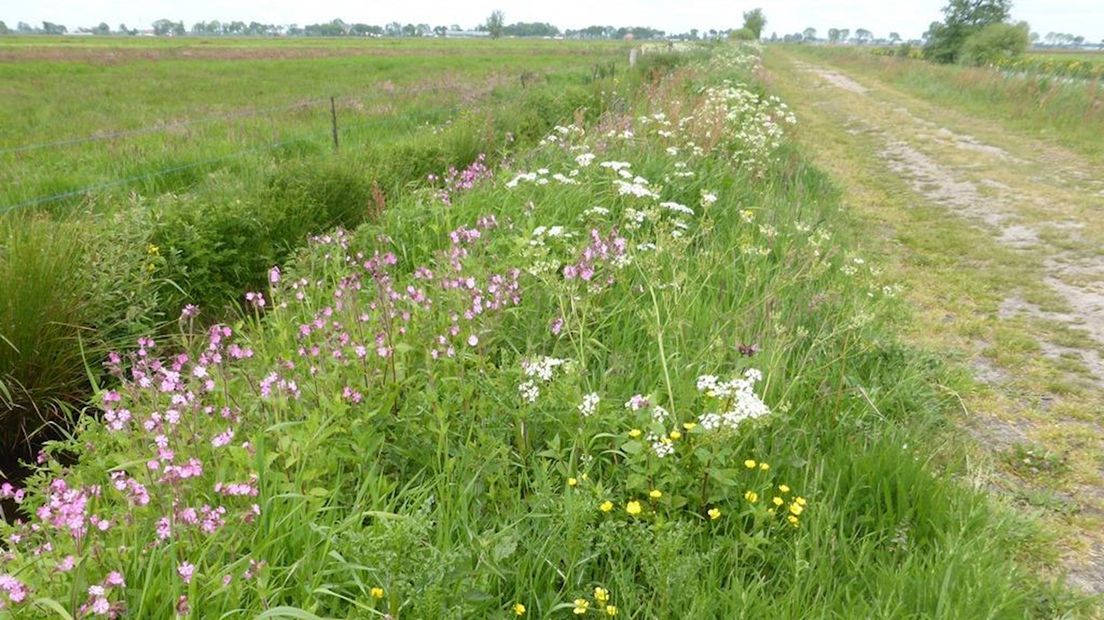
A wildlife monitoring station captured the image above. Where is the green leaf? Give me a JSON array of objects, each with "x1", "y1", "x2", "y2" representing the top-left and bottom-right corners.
[
  {"x1": 255, "y1": 606, "x2": 338, "y2": 619},
  {"x1": 32, "y1": 598, "x2": 74, "y2": 620}
]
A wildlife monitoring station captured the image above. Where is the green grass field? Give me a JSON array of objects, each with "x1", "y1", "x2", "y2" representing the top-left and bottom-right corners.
[
  {"x1": 0, "y1": 37, "x2": 623, "y2": 211},
  {"x1": 0, "y1": 38, "x2": 1097, "y2": 617}
]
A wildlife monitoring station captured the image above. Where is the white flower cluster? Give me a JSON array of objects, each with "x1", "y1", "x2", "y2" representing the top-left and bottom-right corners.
[
  {"x1": 541, "y1": 124, "x2": 585, "y2": 146},
  {"x1": 578, "y1": 392, "x2": 600, "y2": 417},
  {"x1": 518, "y1": 356, "x2": 571, "y2": 403},
  {"x1": 659, "y1": 201, "x2": 695, "y2": 217},
  {"x1": 695, "y1": 368, "x2": 770, "y2": 431},
  {"x1": 506, "y1": 167, "x2": 581, "y2": 189},
  {"x1": 523, "y1": 356, "x2": 569, "y2": 381},
  {"x1": 646, "y1": 432, "x2": 675, "y2": 458}
]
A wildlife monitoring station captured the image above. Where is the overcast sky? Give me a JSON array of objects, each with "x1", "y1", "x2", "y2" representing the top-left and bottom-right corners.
[{"x1": 3, "y1": 0, "x2": 1103, "y2": 42}]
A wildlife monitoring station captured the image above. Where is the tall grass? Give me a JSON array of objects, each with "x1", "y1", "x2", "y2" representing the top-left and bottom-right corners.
[{"x1": 0, "y1": 216, "x2": 91, "y2": 446}]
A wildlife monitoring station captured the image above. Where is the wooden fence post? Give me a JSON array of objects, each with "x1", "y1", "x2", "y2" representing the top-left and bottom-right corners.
[{"x1": 330, "y1": 96, "x2": 339, "y2": 151}]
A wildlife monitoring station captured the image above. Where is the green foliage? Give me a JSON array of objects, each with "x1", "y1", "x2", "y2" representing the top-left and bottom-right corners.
[
  {"x1": 485, "y1": 10, "x2": 505, "y2": 39},
  {"x1": 924, "y1": 0, "x2": 1013, "y2": 63},
  {"x1": 958, "y1": 21, "x2": 1030, "y2": 66},
  {"x1": 0, "y1": 41, "x2": 630, "y2": 443},
  {"x1": 0, "y1": 44, "x2": 1087, "y2": 618},
  {"x1": 0, "y1": 217, "x2": 91, "y2": 446},
  {"x1": 730, "y1": 28, "x2": 757, "y2": 42},
  {"x1": 742, "y1": 9, "x2": 767, "y2": 40}
]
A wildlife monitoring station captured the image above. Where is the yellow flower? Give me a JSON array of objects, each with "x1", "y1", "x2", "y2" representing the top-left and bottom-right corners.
[
  {"x1": 628, "y1": 429, "x2": 642, "y2": 438},
  {"x1": 788, "y1": 515, "x2": 800, "y2": 527},
  {"x1": 744, "y1": 459, "x2": 757, "y2": 469},
  {"x1": 759, "y1": 462, "x2": 770, "y2": 471},
  {"x1": 744, "y1": 490, "x2": 758, "y2": 503},
  {"x1": 626, "y1": 501, "x2": 642, "y2": 516},
  {"x1": 574, "y1": 599, "x2": 590, "y2": 614},
  {"x1": 568, "y1": 477, "x2": 578, "y2": 487},
  {"x1": 789, "y1": 503, "x2": 803, "y2": 516},
  {"x1": 600, "y1": 500, "x2": 614, "y2": 513},
  {"x1": 581, "y1": 473, "x2": 589, "y2": 481},
  {"x1": 370, "y1": 587, "x2": 385, "y2": 600},
  {"x1": 146, "y1": 243, "x2": 160, "y2": 256},
  {"x1": 648, "y1": 489, "x2": 662, "y2": 500},
  {"x1": 682, "y1": 422, "x2": 697, "y2": 431},
  {"x1": 796, "y1": 496, "x2": 807, "y2": 506},
  {"x1": 772, "y1": 496, "x2": 783, "y2": 506},
  {"x1": 594, "y1": 587, "x2": 609, "y2": 603},
  {"x1": 707, "y1": 507, "x2": 722, "y2": 520},
  {"x1": 606, "y1": 605, "x2": 619, "y2": 616},
  {"x1": 669, "y1": 430, "x2": 682, "y2": 440},
  {"x1": 513, "y1": 602, "x2": 527, "y2": 616},
  {"x1": 779, "y1": 484, "x2": 790, "y2": 493}
]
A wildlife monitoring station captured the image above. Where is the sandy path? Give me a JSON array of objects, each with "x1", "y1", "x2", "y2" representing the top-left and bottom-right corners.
[{"x1": 777, "y1": 54, "x2": 1104, "y2": 594}]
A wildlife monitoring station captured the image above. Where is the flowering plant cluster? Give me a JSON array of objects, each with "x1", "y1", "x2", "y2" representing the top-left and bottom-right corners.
[{"x1": 0, "y1": 44, "x2": 909, "y2": 618}]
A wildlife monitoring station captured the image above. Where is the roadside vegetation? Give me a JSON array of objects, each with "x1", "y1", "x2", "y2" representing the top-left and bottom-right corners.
[
  {"x1": 0, "y1": 43, "x2": 1090, "y2": 618},
  {"x1": 0, "y1": 39, "x2": 626, "y2": 447}
]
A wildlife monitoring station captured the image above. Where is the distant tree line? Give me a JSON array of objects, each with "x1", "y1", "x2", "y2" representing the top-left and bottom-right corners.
[{"x1": 0, "y1": 16, "x2": 667, "y2": 39}]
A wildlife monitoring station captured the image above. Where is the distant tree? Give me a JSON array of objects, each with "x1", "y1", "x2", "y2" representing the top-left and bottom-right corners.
[
  {"x1": 854, "y1": 28, "x2": 873, "y2": 44},
  {"x1": 17, "y1": 21, "x2": 34, "y2": 34},
  {"x1": 827, "y1": 27, "x2": 841, "y2": 43},
  {"x1": 41, "y1": 21, "x2": 67, "y2": 35},
  {"x1": 803, "y1": 27, "x2": 817, "y2": 41},
  {"x1": 839, "y1": 28, "x2": 850, "y2": 42},
  {"x1": 889, "y1": 32, "x2": 901, "y2": 44},
  {"x1": 503, "y1": 22, "x2": 560, "y2": 37},
  {"x1": 152, "y1": 19, "x2": 174, "y2": 36},
  {"x1": 92, "y1": 22, "x2": 110, "y2": 35},
  {"x1": 742, "y1": 8, "x2": 766, "y2": 39},
  {"x1": 924, "y1": 0, "x2": 1012, "y2": 63},
  {"x1": 118, "y1": 23, "x2": 134, "y2": 35},
  {"x1": 0, "y1": 21, "x2": 9, "y2": 35},
  {"x1": 433, "y1": 25, "x2": 447, "y2": 36},
  {"x1": 958, "y1": 20, "x2": 1029, "y2": 65},
  {"x1": 485, "y1": 10, "x2": 505, "y2": 38}
]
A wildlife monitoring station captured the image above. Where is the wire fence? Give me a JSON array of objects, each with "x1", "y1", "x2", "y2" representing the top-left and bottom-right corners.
[{"x1": 0, "y1": 69, "x2": 533, "y2": 215}]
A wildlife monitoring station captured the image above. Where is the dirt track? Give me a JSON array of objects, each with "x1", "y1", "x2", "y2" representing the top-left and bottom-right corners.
[{"x1": 769, "y1": 50, "x2": 1104, "y2": 594}]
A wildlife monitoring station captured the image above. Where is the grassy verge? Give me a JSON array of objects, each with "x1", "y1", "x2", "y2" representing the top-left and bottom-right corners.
[
  {"x1": 0, "y1": 44, "x2": 1089, "y2": 617},
  {"x1": 0, "y1": 46, "x2": 636, "y2": 446},
  {"x1": 784, "y1": 45, "x2": 1104, "y2": 161}
]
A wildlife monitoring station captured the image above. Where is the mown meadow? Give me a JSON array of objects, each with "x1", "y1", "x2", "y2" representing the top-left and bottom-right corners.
[{"x1": 0, "y1": 41, "x2": 1093, "y2": 617}]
